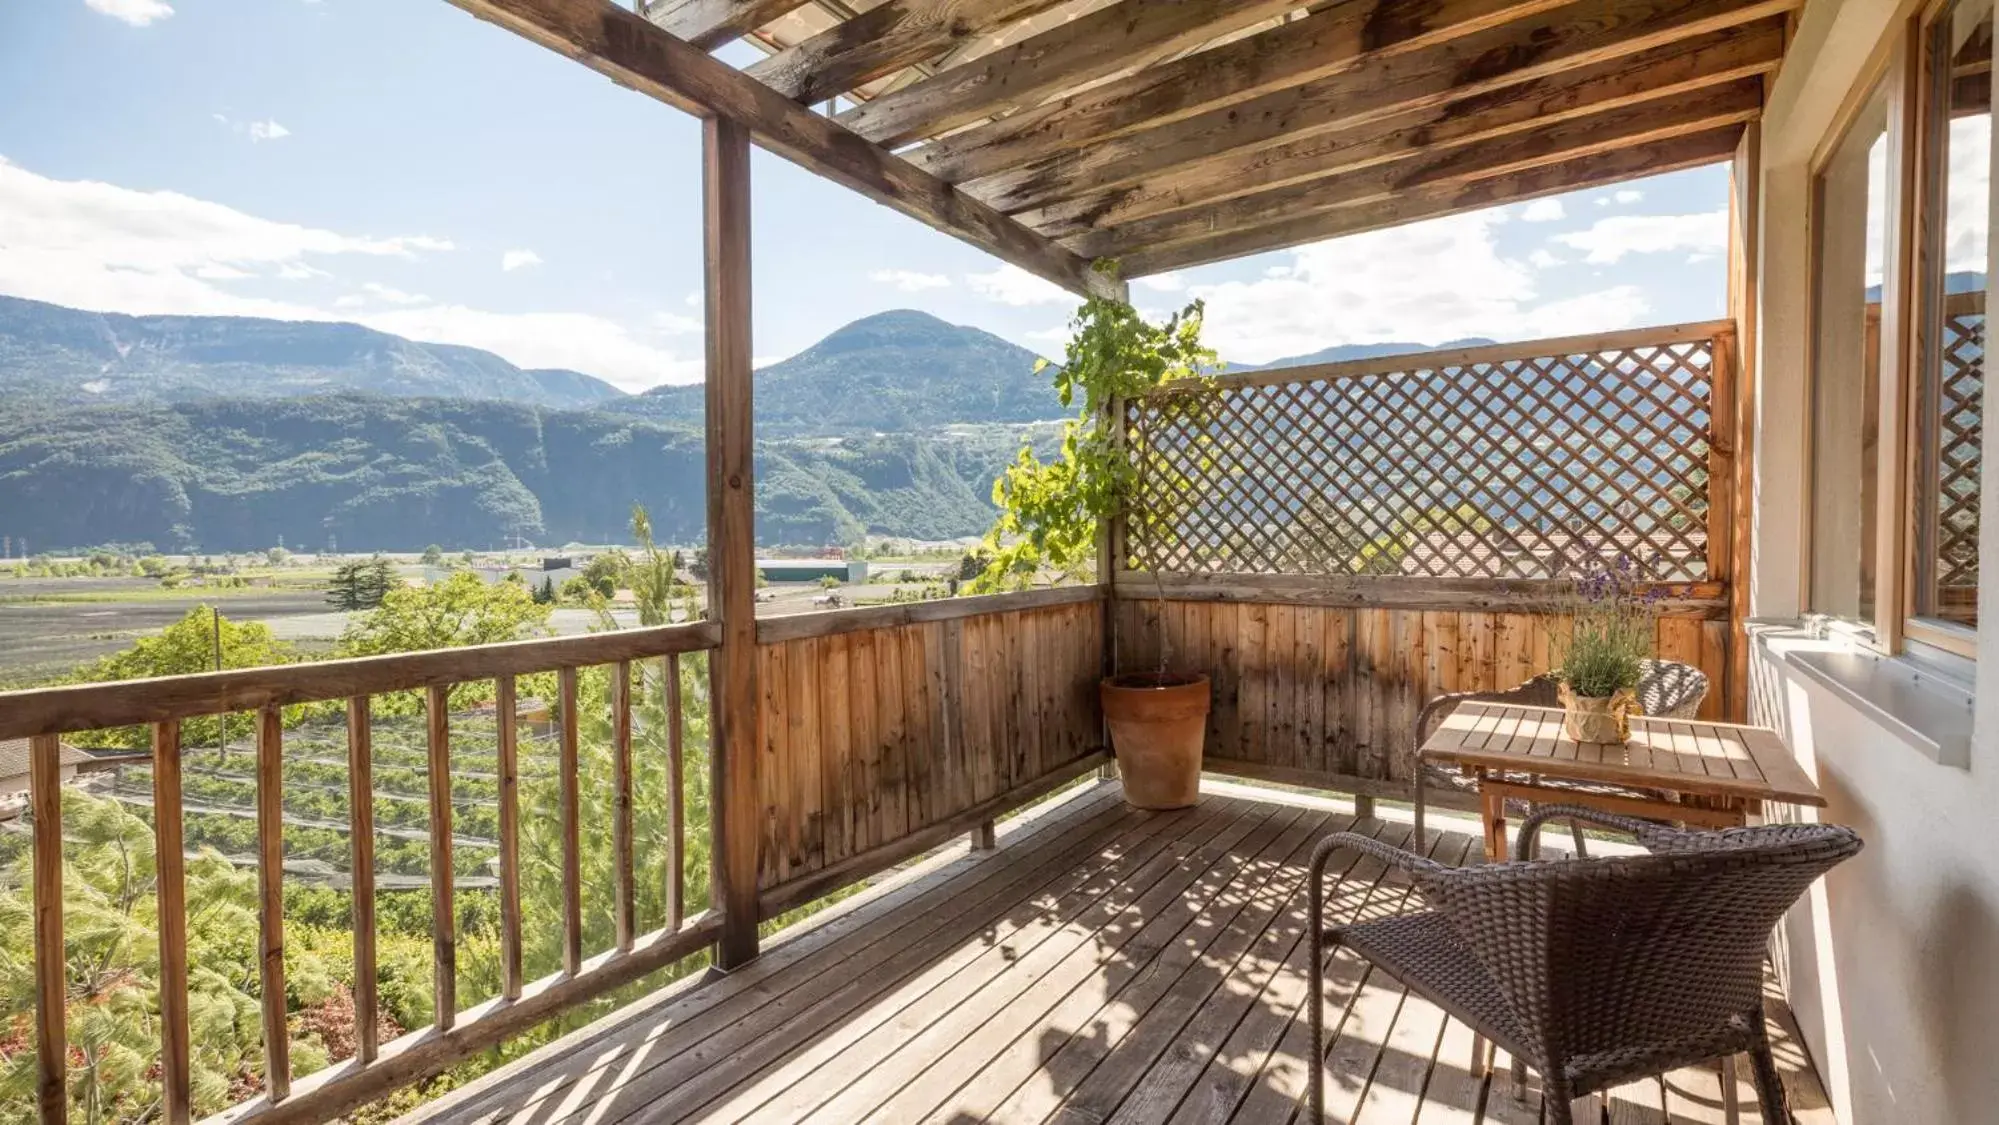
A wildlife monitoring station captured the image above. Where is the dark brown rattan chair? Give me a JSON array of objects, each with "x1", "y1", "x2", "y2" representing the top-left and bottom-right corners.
[
  {"x1": 1305, "y1": 805, "x2": 1861, "y2": 1125},
  {"x1": 1412, "y1": 659, "x2": 1710, "y2": 853}
]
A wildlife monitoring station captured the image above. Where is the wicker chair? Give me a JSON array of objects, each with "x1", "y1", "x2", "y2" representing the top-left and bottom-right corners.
[
  {"x1": 1305, "y1": 805, "x2": 1862, "y2": 1125},
  {"x1": 1412, "y1": 659, "x2": 1710, "y2": 853}
]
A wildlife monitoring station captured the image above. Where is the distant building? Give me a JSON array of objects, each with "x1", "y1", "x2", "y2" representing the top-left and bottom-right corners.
[
  {"x1": 0, "y1": 738, "x2": 118, "y2": 819},
  {"x1": 757, "y1": 559, "x2": 870, "y2": 584}
]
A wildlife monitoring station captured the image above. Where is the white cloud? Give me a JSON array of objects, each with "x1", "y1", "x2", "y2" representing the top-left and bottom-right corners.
[
  {"x1": 650, "y1": 311, "x2": 702, "y2": 335},
  {"x1": 1614, "y1": 189, "x2": 1645, "y2": 204},
  {"x1": 965, "y1": 264, "x2": 1075, "y2": 307},
  {"x1": 0, "y1": 158, "x2": 696, "y2": 391},
  {"x1": 1024, "y1": 326, "x2": 1071, "y2": 346},
  {"x1": 247, "y1": 120, "x2": 290, "y2": 142},
  {"x1": 85, "y1": 0, "x2": 173, "y2": 26},
  {"x1": 869, "y1": 268, "x2": 951, "y2": 292},
  {"x1": 1519, "y1": 198, "x2": 1566, "y2": 223},
  {"x1": 1184, "y1": 210, "x2": 1651, "y2": 364},
  {"x1": 1594, "y1": 196, "x2": 1612, "y2": 207},
  {"x1": 1527, "y1": 248, "x2": 1563, "y2": 269},
  {"x1": 1553, "y1": 210, "x2": 1728, "y2": 264},
  {"x1": 501, "y1": 248, "x2": 543, "y2": 272},
  {"x1": 1135, "y1": 272, "x2": 1187, "y2": 292}
]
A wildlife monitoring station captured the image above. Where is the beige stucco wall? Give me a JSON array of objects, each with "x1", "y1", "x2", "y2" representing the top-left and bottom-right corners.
[{"x1": 1750, "y1": 0, "x2": 1999, "y2": 1121}]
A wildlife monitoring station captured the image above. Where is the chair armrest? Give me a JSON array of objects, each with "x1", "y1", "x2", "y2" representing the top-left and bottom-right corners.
[
  {"x1": 1514, "y1": 803, "x2": 1694, "y2": 861},
  {"x1": 1313, "y1": 831, "x2": 1449, "y2": 878}
]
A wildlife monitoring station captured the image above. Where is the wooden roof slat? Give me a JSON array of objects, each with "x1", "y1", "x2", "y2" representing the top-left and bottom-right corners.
[
  {"x1": 958, "y1": 0, "x2": 1794, "y2": 210},
  {"x1": 639, "y1": 0, "x2": 818, "y2": 52},
  {"x1": 836, "y1": 0, "x2": 1303, "y2": 148},
  {"x1": 1119, "y1": 125, "x2": 1745, "y2": 276},
  {"x1": 1066, "y1": 78, "x2": 1763, "y2": 258},
  {"x1": 906, "y1": 0, "x2": 1587, "y2": 184},
  {"x1": 1008, "y1": 21, "x2": 1785, "y2": 235},
  {"x1": 444, "y1": 0, "x2": 1116, "y2": 300},
  {"x1": 744, "y1": 0, "x2": 1075, "y2": 103}
]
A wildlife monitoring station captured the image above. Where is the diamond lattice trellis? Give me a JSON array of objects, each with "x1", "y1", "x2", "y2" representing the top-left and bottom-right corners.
[
  {"x1": 1123, "y1": 338, "x2": 1719, "y2": 582},
  {"x1": 1934, "y1": 307, "x2": 1983, "y2": 597}
]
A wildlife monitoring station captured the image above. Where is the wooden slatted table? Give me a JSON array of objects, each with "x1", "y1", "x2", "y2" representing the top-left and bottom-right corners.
[{"x1": 1417, "y1": 702, "x2": 1827, "y2": 862}]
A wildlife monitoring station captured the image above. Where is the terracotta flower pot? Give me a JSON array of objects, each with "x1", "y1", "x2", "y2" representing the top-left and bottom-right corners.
[
  {"x1": 1558, "y1": 682, "x2": 1637, "y2": 743},
  {"x1": 1100, "y1": 672, "x2": 1211, "y2": 810}
]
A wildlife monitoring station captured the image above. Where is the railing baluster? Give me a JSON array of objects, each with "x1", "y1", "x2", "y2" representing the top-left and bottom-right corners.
[
  {"x1": 612, "y1": 660, "x2": 635, "y2": 952},
  {"x1": 559, "y1": 666, "x2": 583, "y2": 975},
  {"x1": 152, "y1": 721, "x2": 192, "y2": 1124},
  {"x1": 255, "y1": 706, "x2": 291, "y2": 1102},
  {"x1": 31, "y1": 733, "x2": 66, "y2": 1125},
  {"x1": 664, "y1": 653, "x2": 685, "y2": 932},
  {"x1": 426, "y1": 685, "x2": 456, "y2": 1029},
  {"x1": 496, "y1": 675, "x2": 524, "y2": 1001},
  {"x1": 346, "y1": 697, "x2": 378, "y2": 1065}
]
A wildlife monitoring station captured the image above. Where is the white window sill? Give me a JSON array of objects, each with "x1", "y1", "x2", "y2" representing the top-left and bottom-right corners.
[{"x1": 1751, "y1": 623, "x2": 1975, "y2": 768}]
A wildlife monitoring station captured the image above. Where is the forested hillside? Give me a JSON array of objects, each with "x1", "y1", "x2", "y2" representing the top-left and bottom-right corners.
[{"x1": 0, "y1": 395, "x2": 1040, "y2": 550}]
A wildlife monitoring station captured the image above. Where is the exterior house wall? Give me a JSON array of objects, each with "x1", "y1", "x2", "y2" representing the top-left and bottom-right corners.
[{"x1": 1750, "y1": 0, "x2": 1999, "y2": 1121}]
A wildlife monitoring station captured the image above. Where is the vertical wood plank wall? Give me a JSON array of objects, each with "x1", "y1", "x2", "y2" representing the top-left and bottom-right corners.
[
  {"x1": 753, "y1": 598, "x2": 1105, "y2": 892},
  {"x1": 1114, "y1": 599, "x2": 1728, "y2": 791}
]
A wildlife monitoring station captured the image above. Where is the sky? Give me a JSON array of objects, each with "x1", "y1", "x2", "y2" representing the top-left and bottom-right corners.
[{"x1": 0, "y1": 0, "x2": 1740, "y2": 392}]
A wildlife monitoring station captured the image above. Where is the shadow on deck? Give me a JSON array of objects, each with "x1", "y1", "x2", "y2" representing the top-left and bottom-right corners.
[{"x1": 403, "y1": 781, "x2": 1836, "y2": 1125}]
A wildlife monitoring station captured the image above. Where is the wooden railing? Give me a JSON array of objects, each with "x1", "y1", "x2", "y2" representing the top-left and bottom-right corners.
[
  {"x1": 2, "y1": 588, "x2": 1113, "y2": 1125},
  {"x1": 1, "y1": 623, "x2": 721, "y2": 1125}
]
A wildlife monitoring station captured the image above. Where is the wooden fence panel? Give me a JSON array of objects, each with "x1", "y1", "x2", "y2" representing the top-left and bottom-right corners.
[
  {"x1": 754, "y1": 597, "x2": 1108, "y2": 895},
  {"x1": 1117, "y1": 598, "x2": 1729, "y2": 794}
]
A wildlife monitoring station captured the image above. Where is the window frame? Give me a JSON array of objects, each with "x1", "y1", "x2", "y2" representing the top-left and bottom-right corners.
[{"x1": 1804, "y1": 0, "x2": 1989, "y2": 664}]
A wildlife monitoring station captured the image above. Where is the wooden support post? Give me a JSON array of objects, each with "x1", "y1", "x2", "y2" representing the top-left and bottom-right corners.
[
  {"x1": 1725, "y1": 120, "x2": 1761, "y2": 722},
  {"x1": 969, "y1": 820, "x2": 997, "y2": 851},
  {"x1": 706, "y1": 114, "x2": 762, "y2": 971},
  {"x1": 425, "y1": 686, "x2": 456, "y2": 1028},
  {"x1": 495, "y1": 676, "x2": 524, "y2": 999},
  {"x1": 345, "y1": 698, "x2": 379, "y2": 1064},
  {"x1": 152, "y1": 721, "x2": 192, "y2": 1125},
  {"x1": 1096, "y1": 276, "x2": 1130, "y2": 785},
  {"x1": 255, "y1": 707, "x2": 291, "y2": 1102},
  {"x1": 1352, "y1": 794, "x2": 1376, "y2": 821},
  {"x1": 31, "y1": 734, "x2": 66, "y2": 1125}
]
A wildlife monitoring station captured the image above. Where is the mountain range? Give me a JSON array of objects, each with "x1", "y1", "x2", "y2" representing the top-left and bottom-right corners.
[{"x1": 0, "y1": 296, "x2": 1494, "y2": 550}]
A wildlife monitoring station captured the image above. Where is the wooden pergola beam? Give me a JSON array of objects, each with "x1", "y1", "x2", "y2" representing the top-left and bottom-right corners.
[
  {"x1": 1066, "y1": 78, "x2": 1764, "y2": 259},
  {"x1": 443, "y1": 0, "x2": 1116, "y2": 301},
  {"x1": 639, "y1": 0, "x2": 813, "y2": 51},
  {"x1": 1009, "y1": 22, "x2": 1785, "y2": 236},
  {"x1": 922, "y1": 0, "x2": 1795, "y2": 188},
  {"x1": 836, "y1": 0, "x2": 1302, "y2": 148},
  {"x1": 744, "y1": 0, "x2": 1072, "y2": 104},
  {"x1": 1118, "y1": 125, "x2": 1745, "y2": 276}
]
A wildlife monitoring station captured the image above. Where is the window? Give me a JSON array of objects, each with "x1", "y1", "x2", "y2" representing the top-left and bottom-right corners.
[
  {"x1": 1807, "y1": 0, "x2": 1992, "y2": 658},
  {"x1": 1809, "y1": 78, "x2": 1892, "y2": 628},
  {"x1": 1912, "y1": 0, "x2": 1991, "y2": 638}
]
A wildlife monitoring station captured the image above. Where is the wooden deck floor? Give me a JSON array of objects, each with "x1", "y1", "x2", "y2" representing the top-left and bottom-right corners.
[{"x1": 407, "y1": 781, "x2": 1836, "y2": 1125}]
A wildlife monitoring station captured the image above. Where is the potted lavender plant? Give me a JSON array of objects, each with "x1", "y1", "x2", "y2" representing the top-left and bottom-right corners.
[{"x1": 1554, "y1": 563, "x2": 1655, "y2": 743}]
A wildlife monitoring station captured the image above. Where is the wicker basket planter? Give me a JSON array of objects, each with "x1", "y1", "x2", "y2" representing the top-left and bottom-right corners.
[
  {"x1": 1558, "y1": 683, "x2": 1636, "y2": 743},
  {"x1": 1101, "y1": 672, "x2": 1210, "y2": 809}
]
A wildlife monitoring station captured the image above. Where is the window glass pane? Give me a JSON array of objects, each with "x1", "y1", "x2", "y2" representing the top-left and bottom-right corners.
[
  {"x1": 1917, "y1": 0, "x2": 1992, "y2": 628},
  {"x1": 1810, "y1": 82, "x2": 1892, "y2": 625}
]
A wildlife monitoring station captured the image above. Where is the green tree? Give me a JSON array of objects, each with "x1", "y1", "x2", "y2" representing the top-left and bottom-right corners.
[
  {"x1": 581, "y1": 551, "x2": 629, "y2": 599},
  {"x1": 326, "y1": 559, "x2": 393, "y2": 611},
  {"x1": 338, "y1": 571, "x2": 550, "y2": 658},
  {"x1": 627, "y1": 506, "x2": 686, "y2": 627},
  {"x1": 71, "y1": 609, "x2": 297, "y2": 749},
  {"x1": 533, "y1": 576, "x2": 557, "y2": 605},
  {"x1": 420, "y1": 544, "x2": 444, "y2": 566}
]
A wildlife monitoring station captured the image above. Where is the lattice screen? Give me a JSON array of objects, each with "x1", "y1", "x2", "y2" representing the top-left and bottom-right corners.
[
  {"x1": 1124, "y1": 336, "x2": 1720, "y2": 581},
  {"x1": 1934, "y1": 305, "x2": 1983, "y2": 599}
]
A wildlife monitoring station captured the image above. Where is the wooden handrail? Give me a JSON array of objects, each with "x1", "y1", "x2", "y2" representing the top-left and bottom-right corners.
[
  {"x1": 0, "y1": 621, "x2": 719, "y2": 741},
  {"x1": 755, "y1": 585, "x2": 1104, "y2": 645},
  {"x1": 1142, "y1": 318, "x2": 1737, "y2": 394}
]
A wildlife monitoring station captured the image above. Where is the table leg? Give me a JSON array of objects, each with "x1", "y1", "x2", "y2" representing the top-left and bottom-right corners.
[{"x1": 1481, "y1": 790, "x2": 1507, "y2": 864}]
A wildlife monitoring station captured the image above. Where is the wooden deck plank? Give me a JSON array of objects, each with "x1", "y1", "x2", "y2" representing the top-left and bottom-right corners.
[
  {"x1": 715, "y1": 800, "x2": 1281, "y2": 1124},
  {"x1": 943, "y1": 819, "x2": 1383, "y2": 1125},
  {"x1": 585, "y1": 802, "x2": 1244, "y2": 1125},
  {"x1": 414, "y1": 783, "x2": 1134, "y2": 1125},
  {"x1": 404, "y1": 783, "x2": 1832, "y2": 1125},
  {"x1": 861, "y1": 807, "x2": 1333, "y2": 1125},
  {"x1": 1205, "y1": 831, "x2": 1474, "y2": 1125}
]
